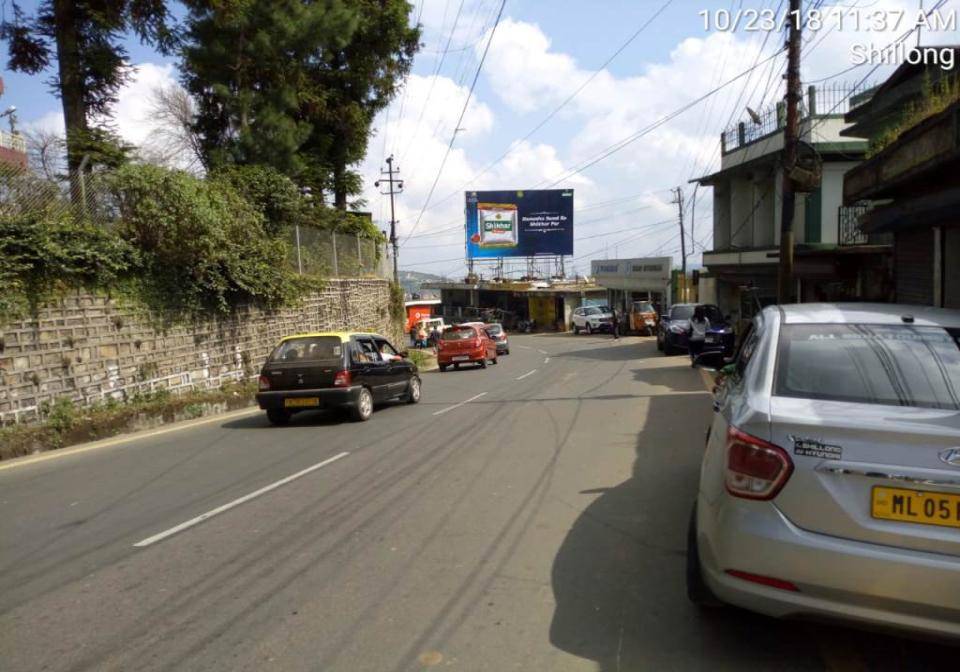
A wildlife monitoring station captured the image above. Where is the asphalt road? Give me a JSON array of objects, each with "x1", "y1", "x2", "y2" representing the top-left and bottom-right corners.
[{"x1": 0, "y1": 334, "x2": 955, "y2": 671}]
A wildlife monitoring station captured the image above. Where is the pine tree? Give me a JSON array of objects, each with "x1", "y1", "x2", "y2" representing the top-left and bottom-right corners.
[
  {"x1": 1, "y1": 1, "x2": 176, "y2": 181},
  {"x1": 180, "y1": 0, "x2": 358, "y2": 177}
]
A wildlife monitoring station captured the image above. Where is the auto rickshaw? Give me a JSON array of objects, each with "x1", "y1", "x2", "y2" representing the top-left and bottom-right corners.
[{"x1": 629, "y1": 300, "x2": 658, "y2": 335}]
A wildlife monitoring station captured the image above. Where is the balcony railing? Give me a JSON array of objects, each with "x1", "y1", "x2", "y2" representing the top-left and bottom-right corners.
[
  {"x1": 722, "y1": 83, "x2": 868, "y2": 154},
  {"x1": 838, "y1": 203, "x2": 892, "y2": 246},
  {"x1": 0, "y1": 130, "x2": 26, "y2": 154}
]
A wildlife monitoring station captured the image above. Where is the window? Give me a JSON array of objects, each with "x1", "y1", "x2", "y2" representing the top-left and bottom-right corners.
[
  {"x1": 775, "y1": 324, "x2": 960, "y2": 409},
  {"x1": 269, "y1": 337, "x2": 342, "y2": 363},
  {"x1": 374, "y1": 339, "x2": 400, "y2": 361},
  {"x1": 486, "y1": 324, "x2": 503, "y2": 335},
  {"x1": 353, "y1": 338, "x2": 380, "y2": 364},
  {"x1": 442, "y1": 327, "x2": 476, "y2": 341},
  {"x1": 670, "y1": 305, "x2": 694, "y2": 320},
  {"x1": 735, "y1": 324, "x2": 760, "y2": 376}
]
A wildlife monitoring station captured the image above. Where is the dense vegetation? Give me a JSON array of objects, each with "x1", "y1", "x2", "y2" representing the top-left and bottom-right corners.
[{"x1": 0, "y1": 162, "x2": 384, "y2": 325}]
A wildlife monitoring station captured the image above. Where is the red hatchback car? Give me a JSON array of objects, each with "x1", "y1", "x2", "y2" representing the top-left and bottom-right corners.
[{"x1": 437, "y1": 324, "x2": 498, "y2": 372}]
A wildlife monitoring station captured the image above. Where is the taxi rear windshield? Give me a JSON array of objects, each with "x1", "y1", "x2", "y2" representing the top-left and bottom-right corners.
[
  {"x1": 442, "y1": 327, "x2": 476, "y2": 340},
  {"x1": 269, "y1": 337, "x2": 343, "y2": 363},
  {"x1": 486, "y1": 324, "x2": 503, "y2": 335},
  {"x1": 776, "y1": 324, "x2": 960, "y2": 409}
]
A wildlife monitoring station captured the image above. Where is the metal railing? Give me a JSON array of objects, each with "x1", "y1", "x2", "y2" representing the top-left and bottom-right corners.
[
  {"x1": 838, "y1": 203, "x2": 892, "y2": 246},
  {"x1": 722, "y1": 83, "x2": 867, "y2": 154}
]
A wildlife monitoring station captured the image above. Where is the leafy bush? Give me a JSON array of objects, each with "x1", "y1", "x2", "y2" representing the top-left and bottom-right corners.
[
  {"x1": 211, "y1": 165, "x2": 304, "y2": 236},
  {"x1": 868, "y1": 73, "x2": 960, "y2": 157},
  {"x1": 0, "y1": 210, "x2": 134, "y2": 320},
  {"x1": 107, "y1": 163, "x2": 300, "y2": 317}
]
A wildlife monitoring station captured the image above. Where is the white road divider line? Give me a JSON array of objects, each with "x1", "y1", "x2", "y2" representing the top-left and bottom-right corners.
[
  {"x1": 537, "y1": 349, "x2": 548, "y2": 355},
  {"x1": 544, "y1": 357, "x2": 550, "y2": 364},
  {"x1": 516, "y1": 370, "x2": 537, "y2": 380},
  {"x1": 133, "y1": 451, "x2": 350, "y2": 548},
  {"x1": 433, "y1": 392, "x2": 487, "y2": 416}
]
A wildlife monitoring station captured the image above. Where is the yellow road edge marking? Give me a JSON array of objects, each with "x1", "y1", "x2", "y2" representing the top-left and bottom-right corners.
[{"x1": 0, "y1": 406, "x2": 261, "y2": 472}]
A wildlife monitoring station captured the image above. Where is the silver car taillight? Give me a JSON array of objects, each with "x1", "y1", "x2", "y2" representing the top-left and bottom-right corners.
[{"x1": 725, "y1": 427, "x2": 793, "y2": 500}]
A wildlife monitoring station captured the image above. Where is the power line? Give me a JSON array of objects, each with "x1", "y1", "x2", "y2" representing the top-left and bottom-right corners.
[
  {"x1": 395, "y1": 0, "x2": 466, "y2": 163},
  {"x1": 415, "y1": 0, "x2": 677, "y2": 217},
  {"x1": 536, "y1": 47, "x2": 785, "y2": 189},
  {"x1": 400, "y1": 0, "x2": 508, "y2": 247}
]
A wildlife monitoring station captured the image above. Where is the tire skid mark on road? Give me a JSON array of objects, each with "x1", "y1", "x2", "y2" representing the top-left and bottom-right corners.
[
  {"x1": 133, "y1": 452, "x2": 351, "y2": 548},
  {"x1": 391, "y1": 360, "x2": 586, "y2": 672},
  {"x1": 71, "y1": 392, "x2": 520, "y2": 672}
]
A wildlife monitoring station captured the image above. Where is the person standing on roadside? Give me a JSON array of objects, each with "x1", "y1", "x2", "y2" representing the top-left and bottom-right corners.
[
  {"x1": 687, "y1": 305, "x2": 710, "y2": 366},
  {"x1": 611, "y1": 306, "x2": 620, "y2": 340}
]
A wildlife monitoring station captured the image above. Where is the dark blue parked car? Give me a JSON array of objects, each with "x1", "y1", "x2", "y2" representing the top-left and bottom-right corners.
[{"x1": 657, "y1": 303, "x2": 733, "y2": 356}]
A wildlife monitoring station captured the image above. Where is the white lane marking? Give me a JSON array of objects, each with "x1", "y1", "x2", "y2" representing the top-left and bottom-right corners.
[
  {"x1": 543, "y1": 357, "x2": 550, "y2": 364},
  {"x1": 133, "y1": 451, "x2": 350, "y2": 548},
  {"x1": 537, "y1": 349, "x2": 548, "y2": 355},
  {"x1": 432, "y1": 392, "x2": 488, "y2": 416},
  {"x1": 516, "y1": 370, "x2": 537, "y2": 380},
  {"x1": 517, "y1": 345, "x2": 531, "y2": 350}
]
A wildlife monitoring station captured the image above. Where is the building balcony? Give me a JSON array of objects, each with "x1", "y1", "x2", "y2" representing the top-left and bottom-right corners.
[
  {"x1": 721, "y1": 83, "x2": 868, "y2": 155},
  {"x1": 0, "y1": 129, "x2": 26, "y2": 153},
  {"x1": 838, "y1": 203, "x2": 893, "y2": 246}
]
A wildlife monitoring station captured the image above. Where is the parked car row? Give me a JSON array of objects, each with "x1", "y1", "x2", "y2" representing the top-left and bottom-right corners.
[{"x1": 687, "y1": 303, "x2": 960, "y2": 640}]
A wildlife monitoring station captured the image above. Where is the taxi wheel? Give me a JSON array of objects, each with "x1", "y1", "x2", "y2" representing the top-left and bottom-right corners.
[
  {"x1": 505, "y1": 348, "x2": 510, "y2": 355},
  {"x1": 479, "y1": 358, "x2": 487, "y2": 369},
  {"x1": 491, "y1": 356, "x2": 498, "y2": 365},
  {"x1": 351, "y1": 387, "x2": 374, "y2": 422},
  {"x1": 406, "y1": 376, "x2": 421, "y2": 404},
  {"x1": 439, "y1": 364, "x2": 447, "y2": 373},
  {"x1": 266, "y1": 409, "x2": 291, "y2": 426}
]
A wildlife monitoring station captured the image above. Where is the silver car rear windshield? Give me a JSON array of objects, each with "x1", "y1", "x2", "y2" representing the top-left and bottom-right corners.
[
  {"x1": 776, "y1": 324, "x2": 960, "y2": 410},
  {"x1": 269, "y1": 337, "x2": 343, "y2": 363}
]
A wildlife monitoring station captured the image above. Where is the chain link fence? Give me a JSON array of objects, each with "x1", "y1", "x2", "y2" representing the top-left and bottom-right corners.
[{"x1": 286, "y1": 224, "x2": 389, "y2": 278}]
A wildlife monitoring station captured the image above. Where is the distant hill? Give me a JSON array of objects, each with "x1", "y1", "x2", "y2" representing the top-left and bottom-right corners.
[{"x1": 398, "y1": 270, "x2": 445, "y2": 297}]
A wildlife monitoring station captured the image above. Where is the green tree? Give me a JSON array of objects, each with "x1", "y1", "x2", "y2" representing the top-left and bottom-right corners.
[
  {"x1": 0, "y1": 1, "x2": 176, "y2": 181},
  {"x1": 307, "y1": 0, "x2": 420, "y2": 209},
  {"x1": 180, "y1": 0, "x2": 358, "y2": 177}
]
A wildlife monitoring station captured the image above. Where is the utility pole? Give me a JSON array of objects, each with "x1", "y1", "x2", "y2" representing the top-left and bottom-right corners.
[
  {"x1": 376, "y1": 155, "x2": 403, "y2": 285},
  {"x1": 672, "y1": 186, "x2": 686, "y2": 301},
  {"x1": 778, "y1": 0, "x2": 802, "y2": 304}
]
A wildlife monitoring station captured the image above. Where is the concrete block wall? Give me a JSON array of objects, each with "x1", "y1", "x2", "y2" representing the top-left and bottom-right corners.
[{"x1": 0, "y1": 279, "x2": 402, "y2": 424}]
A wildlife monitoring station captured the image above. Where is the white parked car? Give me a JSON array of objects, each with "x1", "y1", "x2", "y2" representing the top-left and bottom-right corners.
[
  {"x1": 688, "y1": 303, "x2": 960, "y2": 639},
  {"x1": 571, "y1": 305, "x2": 614, "y2": 334}
]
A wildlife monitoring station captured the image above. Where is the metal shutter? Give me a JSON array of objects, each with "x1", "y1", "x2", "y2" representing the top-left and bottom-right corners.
[{"x1": 895, "y1": 229, "x2": 934, "y2": 305}]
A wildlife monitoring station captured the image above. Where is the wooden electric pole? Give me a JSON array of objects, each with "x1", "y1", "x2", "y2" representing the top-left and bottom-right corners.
[
  {"x1": 777, "y1": 0, "x2": 802, "y2": 304},
  {"x1": 673, "y1": 186, "x2": 686, "y2": 300},
  {"x1": 376, "y1": 155, "x2": 403, "y2": 285}
]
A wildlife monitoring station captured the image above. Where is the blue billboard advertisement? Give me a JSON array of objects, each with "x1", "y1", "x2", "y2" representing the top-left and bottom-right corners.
[{"x1": 465, "y1": 189, "x2": 574, "y2": 258}]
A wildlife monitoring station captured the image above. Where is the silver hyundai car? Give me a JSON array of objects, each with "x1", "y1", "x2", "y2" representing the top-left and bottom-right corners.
[{"x1": 688, "y1": 303, "x2": 960, "y2": 639}]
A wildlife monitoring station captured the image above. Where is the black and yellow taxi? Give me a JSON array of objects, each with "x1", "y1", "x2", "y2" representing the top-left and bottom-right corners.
[{"x1": 256, "y1": 332, "x2": 420, "y2": 424}]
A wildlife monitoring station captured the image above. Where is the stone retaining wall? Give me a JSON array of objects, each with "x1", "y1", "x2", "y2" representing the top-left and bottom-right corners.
[{"x1": 0, "y1": 279, "x2": 402, "y2": 424}]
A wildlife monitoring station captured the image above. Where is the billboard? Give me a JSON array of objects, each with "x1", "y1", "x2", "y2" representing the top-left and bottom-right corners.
[{"x1": 465, "y1": 189, "x2": 573, "y2": 258}]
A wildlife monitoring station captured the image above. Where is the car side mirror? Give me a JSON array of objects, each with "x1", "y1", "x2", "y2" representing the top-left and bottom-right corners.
[{"x1": 693, "y1": 351, "x2": 728, "y2": 372}]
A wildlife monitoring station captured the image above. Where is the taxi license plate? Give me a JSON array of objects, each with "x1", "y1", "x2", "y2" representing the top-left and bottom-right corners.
[
  {"x1": 871, "y1": 486, "x2": 960, "y2": 529},
  {"x1": 285, "y1": 397, "x2": 320, "y2": 408},
  {"x1": 452, "y1": 355, "x2": 470, "y2": 361}
]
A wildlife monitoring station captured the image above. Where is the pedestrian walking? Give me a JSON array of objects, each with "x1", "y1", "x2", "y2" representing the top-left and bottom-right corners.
[
  {"x1": 611, "y1": 307, "x2": 620, "y2": 340},
  {"x1": 687, "y1": 305, "x2": 710, "y2": 366}
]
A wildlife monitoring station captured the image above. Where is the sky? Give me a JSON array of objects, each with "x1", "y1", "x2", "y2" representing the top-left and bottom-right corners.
[{"x1": 2, "y1": 0, "x2": 955, "y2": 280}]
